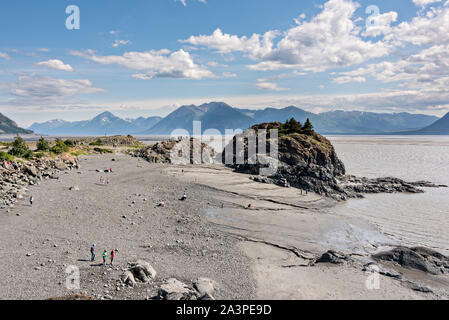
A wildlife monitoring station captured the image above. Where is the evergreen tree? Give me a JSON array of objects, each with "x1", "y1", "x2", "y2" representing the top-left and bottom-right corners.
[{"x1": 303, "y1": 118, "x2": 314, "y2": 135}]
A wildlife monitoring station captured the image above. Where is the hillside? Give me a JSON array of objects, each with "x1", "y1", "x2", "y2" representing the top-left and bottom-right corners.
[
  {"x1": 0, "y1": 113, "x2": 33, "y2": 135},
  {"x1": 404, "y1": 112, "x2": 449, "y2": 135}
]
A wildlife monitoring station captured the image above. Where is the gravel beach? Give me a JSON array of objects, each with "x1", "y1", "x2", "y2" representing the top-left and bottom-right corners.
[
  {"x1": 0, "y1": 153, "x2": 255, "y2": 300},
  {"x1": 0, "y1": 152, "x2": 447, "y2": 300}
]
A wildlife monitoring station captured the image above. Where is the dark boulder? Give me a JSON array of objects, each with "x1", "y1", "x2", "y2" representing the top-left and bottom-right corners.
[{"x1": 373, "y1": 247, "x2": 449, "y2": 275}]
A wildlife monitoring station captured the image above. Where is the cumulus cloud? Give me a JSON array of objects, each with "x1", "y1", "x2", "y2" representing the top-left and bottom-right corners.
[
  {"x1": 387, "y1": 3, "x2": 449, "y2": 46},
  {"x1": 182, "y1": 0, "x2": 391, "y2": 72},
  {"x1": 70, "y1": 49, "x2": 215, "y2": 80},
  {"x1": 35, "y1": 59, "x2": 74, "y2": 72}
]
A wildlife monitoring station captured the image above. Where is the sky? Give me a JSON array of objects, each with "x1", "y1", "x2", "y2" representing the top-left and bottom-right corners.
[{"x1": 1, "y1": 0, "x2": 449, "y2": 127}]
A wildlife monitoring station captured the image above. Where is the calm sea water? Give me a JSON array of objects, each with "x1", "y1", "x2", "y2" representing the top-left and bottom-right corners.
[{"x1": 328, "y1": 136, "x2": 449, "y2": 255}]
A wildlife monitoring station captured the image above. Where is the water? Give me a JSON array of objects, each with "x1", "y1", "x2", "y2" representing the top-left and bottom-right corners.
[{"x1": 328, "y1": 136, "x2": 449, "y2": 255}]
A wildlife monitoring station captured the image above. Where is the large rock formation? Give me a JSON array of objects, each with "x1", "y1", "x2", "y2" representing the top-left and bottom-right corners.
[
  {"x1": 133, "y1": 138, "x2": 215, "y2": 164},
  {"x1": 223, "y1": 121, "x2": 444, "y2": 200}
]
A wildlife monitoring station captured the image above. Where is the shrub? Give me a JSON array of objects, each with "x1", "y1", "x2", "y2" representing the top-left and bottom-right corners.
[
  {"x1": 8, "y1": 136, "x2": 30, "y2": 158},
  {"x1": 64, "y1": 139, "x2": 76, "y2": 147},
  {"x1": 89, "y1": 139, "x2": 103, "y2": 146},
  {"x1": 0, "y1": 151, "x2": 14, "y2": 162},
  {"x1": 36, "y1": 137, "x2": 50, "y2": 151},
  {"x1": 51, "y1": 139, "x2": 70, "y2": 155},
  {"x1": 93, "y1": 147, "x2": 113, "y2": 154}
]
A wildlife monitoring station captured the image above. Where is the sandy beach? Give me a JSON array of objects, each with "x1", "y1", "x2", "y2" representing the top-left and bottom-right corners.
[{"x1": 0, "y1": 152, "x2": 447, "y2": 300}]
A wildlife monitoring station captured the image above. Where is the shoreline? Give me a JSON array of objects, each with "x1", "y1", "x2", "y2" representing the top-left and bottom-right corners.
[{"x1": 0, "y1": 153, "x2": 447, "y2": 299}]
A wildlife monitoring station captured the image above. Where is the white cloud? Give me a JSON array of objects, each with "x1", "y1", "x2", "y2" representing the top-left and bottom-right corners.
[
  {"x1": 35, "y1": 59, "x2": 74, "y2": 72},
  {"x1": 0, "y1": 52, "x2": 11, "y2": 60},
  {"x1": 0, "y1": 75, "x2": 104, "y2": 107},
  {"x1": 71, "y1": 49, "x2": 215, "y2": 80},
  {"x1": 388, "y1": 3, "x2": 449, "y2": 46},
  {"x1": 412, "y1": 0, "x2": 442, "y2": 7},
  {"x1": 177, "y1": 0, "x2": 207, "y2": 6},
  {"x1": 112, "y1": 40, "x2": 130, "y2": 48},
  {"x1": 333, "y1": 75, "x2": 366, "y2": 84},
  {"x1": 182, "y1": 0, "x2": 391, "y2": 72},
  {"x1": 37, "y1": 48, "x2": 50, "y2": 52},
  {"x1": 221, "y1": 72, "x2": 237, "y2": 78},
  {"x1": 256, "y1": 81, "x2": 289, "y2": 92}
]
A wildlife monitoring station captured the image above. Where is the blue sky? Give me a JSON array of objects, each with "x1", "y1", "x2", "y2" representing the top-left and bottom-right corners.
[{"x1": 1, "y1": 0, "x2": 449, "y2": 126}]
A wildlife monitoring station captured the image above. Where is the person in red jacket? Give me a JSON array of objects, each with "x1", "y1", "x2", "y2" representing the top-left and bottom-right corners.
[{"x1": 110, "y1": 249, "x2": 118, "y2": 266}]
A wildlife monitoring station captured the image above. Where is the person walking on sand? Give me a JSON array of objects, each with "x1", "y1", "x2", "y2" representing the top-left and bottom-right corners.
[
  {"x1": 102, "y1": 250, "x2": 108, "y2": 266},
  {"x1": 29, "y1": 196, "x2": 33, "y2": 206},
  {"x1": 90, "y1": 243, "x2": 96, "y2": 261}
]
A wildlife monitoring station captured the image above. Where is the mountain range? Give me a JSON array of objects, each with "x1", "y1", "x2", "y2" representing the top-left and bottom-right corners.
[
  {"x1": 0, "y1": 113, "x2": 33, "y2": 134},
  {"x1": 29, "y1": 112, "x2": 162, "y2": 136},
  {"x1": 23, "y1": 102, "x2": 447, "y2": 136}
]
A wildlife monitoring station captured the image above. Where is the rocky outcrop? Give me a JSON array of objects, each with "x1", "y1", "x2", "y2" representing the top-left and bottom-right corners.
[
  {"x1": 74, "y1": 135, "x2": 142, "y2": 147},
  {"x1": 133, "y1": 138, "x2": 215, "y2": 164},
  {"x1": 0, "y1": 154, "x2": 79, "y2": 208},
  {"x1": 223, "y1": 122, "x2": 445, "y2": 200},
  {"x1": 121, "y1": 260, "x2": 157, "y2": 286},
  {"x1": 315, "y1": 250, "x2": 350, "y2": 265},
  {"x1": 373, "y1": 247, "x2": 449, "y2": 275}
]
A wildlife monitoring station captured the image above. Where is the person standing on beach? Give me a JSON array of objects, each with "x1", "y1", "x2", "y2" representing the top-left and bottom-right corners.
[
  {"x1": 102, "y1": 250, "x2": 108, "y2": 266},
  {"x1": 90, "y1": 244, "x2": 96, "y2": 262},
  {"x1": 110, "y1": 249, "x2": 117, "y2": 265},
  {"x1": 29, "y1": 196, "x2": 33, "y2": 206}
]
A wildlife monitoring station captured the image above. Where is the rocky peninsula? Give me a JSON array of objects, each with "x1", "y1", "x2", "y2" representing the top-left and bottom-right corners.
[{"x1": 223, "y1": 121, "x2": 446, "y2": 200}]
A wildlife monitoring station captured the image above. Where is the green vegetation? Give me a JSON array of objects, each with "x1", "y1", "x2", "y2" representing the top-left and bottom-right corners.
[
  {"x1": 303, "y1": 118, "x2": 314, "y2": 135},
  {"x1": 89, "y1": 139, "x2": 103, "y2": 146},
  {"x1": 0, "y1": 151, "x2": 14, "y2": 162},
  {"x1": 277, "y1": 118, "x2": 314, "y2": 136},
  {"x1": 93, "y1": 147, "x2": 114, "y2": 154},
  {"x1": 63, "y1": 139, "x2": 76, "y2": 147},
  {"x1": 36, "y1": 137, "x2": 50, "y2": 151},
  {"x1": 50, "y1": 139, "x2": 70, "y2": 155},
  {"x1": 8, "y1": 136, "x2": 34, "y2": 159}
]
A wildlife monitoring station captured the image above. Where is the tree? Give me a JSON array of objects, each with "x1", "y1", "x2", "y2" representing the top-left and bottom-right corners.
[
  {"x1": 51, "y1": 139, "x2": 70, "y2": 154},
  {"x1": 36, "y1": 137, "x2": 50, "y2": 151},
  {"x1": 8, "y1": 136, "x2": 30, "y2": 157},
  {"x1": 303, "y1": 118, "x2": 314, "y2": 135},
  {"x1": 287, "y1": 117, "x2": 302, "y2": 133}
]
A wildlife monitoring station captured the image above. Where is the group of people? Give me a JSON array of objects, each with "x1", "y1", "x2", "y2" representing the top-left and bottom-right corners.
[
  {"x1": 90, "y1": 244, "x2": 118, "y2": 266},
  {"x1": 2, "y1": 160, "x2": 18, "y2": 170},
  {"x1": 99, "y1": 176, "x2": 110, "y2": 185}
]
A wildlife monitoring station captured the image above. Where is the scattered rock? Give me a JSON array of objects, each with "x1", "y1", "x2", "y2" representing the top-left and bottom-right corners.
[
  {"x1": 373, "y1": 247, "x2": 449, "y2": 275},
  {"x1": 315, "y1": 250, "x2": 350, "y2": 264},
  {"x1": 193, "y1": 278, "x2": 217, "y2": 296}
]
